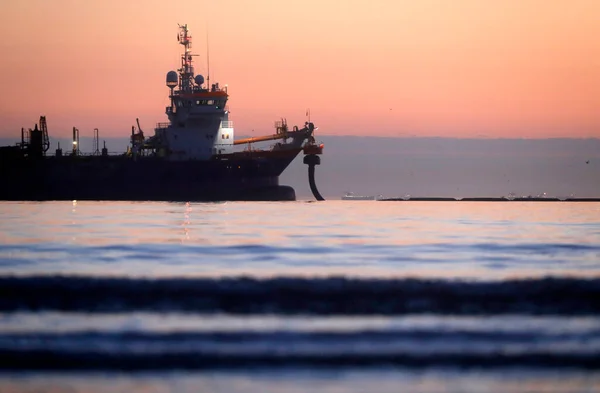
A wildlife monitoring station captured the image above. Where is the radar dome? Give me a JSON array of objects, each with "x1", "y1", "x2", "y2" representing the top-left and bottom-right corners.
[
  {"x1": 166, "y1": 71, "x2": 178, "y2": 88},
  {"x1": 195, "y1": 74, "x2": 205, "y2": 86}
]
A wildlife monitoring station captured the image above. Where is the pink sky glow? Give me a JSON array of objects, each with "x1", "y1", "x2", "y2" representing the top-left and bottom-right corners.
[{"x1": 0, "y1": 0, "x2": 599, "y2": 138}]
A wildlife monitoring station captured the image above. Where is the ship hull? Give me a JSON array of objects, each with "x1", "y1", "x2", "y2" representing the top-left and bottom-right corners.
[{"x1": 0, "y1": 153, "x2": 301, "y2": 202}]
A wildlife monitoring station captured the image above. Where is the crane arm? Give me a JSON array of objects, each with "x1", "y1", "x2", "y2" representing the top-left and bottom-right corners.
[{"x1": 233, "y1": 133, "x2": 286, "y2": 145}]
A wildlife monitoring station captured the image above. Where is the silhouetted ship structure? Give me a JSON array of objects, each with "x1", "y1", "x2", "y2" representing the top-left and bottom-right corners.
[{"x1": 0, "y1": 24, "x2": 324, "y2": 202}]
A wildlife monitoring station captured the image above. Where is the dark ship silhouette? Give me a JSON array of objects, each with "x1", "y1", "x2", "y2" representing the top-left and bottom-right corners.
[{"x1": 0, "y1": 24, "x2": 324, "y2": 202}]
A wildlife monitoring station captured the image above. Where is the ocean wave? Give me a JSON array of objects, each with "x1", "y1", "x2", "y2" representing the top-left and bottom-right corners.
[
  {"x1": 1, "y1": 276, "x2": 599, "y2": 315},
  {"x1": 2, "y1": 330, "x2": 599, "y2": 354},
  {"x1": 1, "y1": 242, "x2": 597, "y2": 258},
  {"x1": 2, "y1": 241, "x2": 599, "y2": 280},
  {"x1": 1, "y1": 348, "x2": 598, "y2": 371},
  {"x1": 2, "y1": 314, "x2": 599, "y2": 371}
]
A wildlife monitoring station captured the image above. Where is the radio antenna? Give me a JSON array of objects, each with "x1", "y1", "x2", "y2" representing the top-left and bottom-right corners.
[{"x1": 206, "y1": 28, "x2": 210, "y2": 90}]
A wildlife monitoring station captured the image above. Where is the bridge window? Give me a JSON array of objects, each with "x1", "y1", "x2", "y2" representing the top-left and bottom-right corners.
[{"x1": 207, "y1": 99, "x2": 214, "y2": 105}]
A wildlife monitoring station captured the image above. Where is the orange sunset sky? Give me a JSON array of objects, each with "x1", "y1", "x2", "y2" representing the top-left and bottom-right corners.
[{"x1": 0, "y1": 0, "x2": 598, "y2": 139}]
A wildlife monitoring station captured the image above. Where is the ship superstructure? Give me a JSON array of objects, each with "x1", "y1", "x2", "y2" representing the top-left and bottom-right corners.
[
  {"x1": 141, "y1": 24, "x2": 234, "y2": 161},
  {"x1": 0, "y1": 24, "x2": 324, "y2": 201}
]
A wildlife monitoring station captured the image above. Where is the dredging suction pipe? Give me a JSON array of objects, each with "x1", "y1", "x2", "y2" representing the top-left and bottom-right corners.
[
  {"x1": 235, "y1": 119, "x2": 325, "y2": 200},
  {"x1": 304, "y1": 154, "x2": 325, "y2": 201},
  {"x1": 301, "y1": 122, "x2": 325, "y2": 201}
]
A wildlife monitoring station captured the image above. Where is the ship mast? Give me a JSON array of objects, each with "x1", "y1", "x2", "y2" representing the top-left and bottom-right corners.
[{"x1": 177, "y1": 24, "x2": 195, "y2": 92}]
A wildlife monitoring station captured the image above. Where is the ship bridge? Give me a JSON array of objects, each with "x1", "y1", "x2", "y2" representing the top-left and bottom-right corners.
[{"x1": 167, "y1": 85, "x2": 228, "y2": 118}]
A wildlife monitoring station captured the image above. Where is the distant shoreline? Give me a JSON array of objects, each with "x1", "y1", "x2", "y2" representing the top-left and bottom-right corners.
[{"x1": 377, "y1": 197, "x2": 600, "y2": 202}]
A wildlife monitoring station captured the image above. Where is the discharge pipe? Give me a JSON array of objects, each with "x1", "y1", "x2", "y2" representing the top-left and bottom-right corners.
[{"x1": 303, "y1": 154, "x2": 325, "y2": 201}]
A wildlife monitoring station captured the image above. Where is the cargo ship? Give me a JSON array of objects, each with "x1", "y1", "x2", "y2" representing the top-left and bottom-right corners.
[{"x1": 0, "y1": 24, "x2": 324, "y2": 202}]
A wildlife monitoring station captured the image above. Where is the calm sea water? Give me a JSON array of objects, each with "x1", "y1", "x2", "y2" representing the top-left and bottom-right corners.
[{"x1": 1, "y1": 200, "x2": 599, "y2": 392}]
